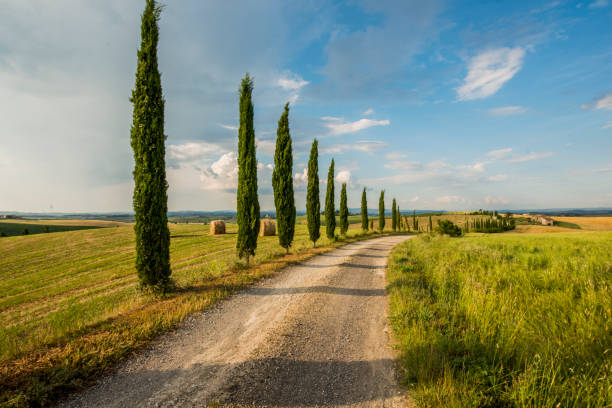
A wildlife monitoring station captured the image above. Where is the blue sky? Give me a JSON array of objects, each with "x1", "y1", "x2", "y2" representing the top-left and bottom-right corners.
[{"x1": 0, "y1": 0, "x2": 610, "y2": 212}]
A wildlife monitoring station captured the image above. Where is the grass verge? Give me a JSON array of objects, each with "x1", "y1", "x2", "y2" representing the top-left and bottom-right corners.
[
  {"x1": 0, "y1": 223, "x2": 401, "y2": 407},
  {"x1": 387, "y1": 232, "x2": 611, "y2": 407}
]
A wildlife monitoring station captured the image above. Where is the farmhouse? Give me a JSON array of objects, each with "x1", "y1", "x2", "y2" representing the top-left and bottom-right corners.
[{"x1": 537, "y1": 216, "x2": 554, "y2": 226}]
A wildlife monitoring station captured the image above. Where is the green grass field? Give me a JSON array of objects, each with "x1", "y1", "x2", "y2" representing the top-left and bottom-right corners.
[
  {"x1": 0, "y1": 222, "x2": 101, "y2": 237},
  {"x1": 0, "y1": 219, "x2": 396, "y2": 407},
  {"x1": 387, "y1": 232, "x2": 612, "y2": 407}
]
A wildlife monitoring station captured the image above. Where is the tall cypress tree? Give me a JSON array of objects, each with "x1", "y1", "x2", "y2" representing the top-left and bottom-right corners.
[
  {"x1": 325, "y1": 159, "x2": 336, "y2": 239},
  {"x1": 392, "y1": 199, "x2": 397, "y2": 231},
  {"x1": 236, "y1": 74, "x2": 260, "y2": 264},
  {"x1": 339, "y1": 183, "x2": 348, "y2": 235},
  {"x1": 429, "y1": 215, "x2": 433, "y2": 232},
  {"x1": 306, "y1": 140, "x2": 320, "y2": 247},
  {"x1": 361, "y1": 187, "x2": 368, "y2": 231},
  {"x1": 378, "y1": 191, "x2": 385, "y2": 232},
  {"x1": 131, "y1": 0, "x2": 170, "y2": 291},
  {"x1": 397, "y1": 206, "x2": 401, "y2": 230},
  {"x1": 272, "y1": 103, "x2": 296, "y2": 253}
]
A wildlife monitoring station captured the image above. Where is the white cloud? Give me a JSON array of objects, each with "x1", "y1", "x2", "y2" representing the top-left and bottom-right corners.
[
  {"x1": 323, "y1": 117, "x2": 390, "y2": 136},
  {"x1": 589, "y1": 0, "x2": 608, "y2": 8},
  {"x1": 294, "y1": 167, "x2": 308, "y2": 187},
  {"x1": 507, "y1": 151, "x2": 554, "y2": 162},
  {"x1": 488, "y1": 106, "x2": 527, "y2": 116},
  {"x1": 582, "y1": 93, "x2": 612, "y2": 110},
  {"x1": 486, "y1": 147, "x2": 513, "y2": 159},
  {"x1": 168, "y1": 142, "x2": 221, "y2": 161},
  {"x1": 603, "y1": 121, "x2": 612, "y2": 129},
  {"x1": 200, "y1": 152, "x2": 238, "y2": 190},
  {"x1": 459, "y1": 162, "x2": 486, "y2": 172},
  {"x1": 457, "y1": 47, "x2": 525, "y2": 100},
  {"x1": 335, "y1": 170, "x2": 351, "y2": 185},
  {"x1": 362, "y1": 108, "x2": 374, "y2": 115},
  {"x1": 277, "y1": 72, "x2": 309, "y2": 91},
  {"x1": 322, "y1": 140, "x2": 387, "y2": 154},
  {"x1": 409, "y1": 196, "x2": 420, "y2": 202}
]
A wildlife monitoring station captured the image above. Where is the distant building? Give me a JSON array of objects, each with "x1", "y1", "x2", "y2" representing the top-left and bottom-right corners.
[{"x1": 538, "y1": 216, "x2": 554, "y2": 226}]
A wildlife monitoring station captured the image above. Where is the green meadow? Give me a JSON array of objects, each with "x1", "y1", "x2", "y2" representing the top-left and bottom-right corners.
[{"x1": 387, "y1": 232, "x2": 612, "y2": 407}]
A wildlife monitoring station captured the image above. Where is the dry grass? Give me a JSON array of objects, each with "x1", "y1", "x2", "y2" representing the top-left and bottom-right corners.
[{"x1": 552, "y1": 216, "x2": 612, "y2": 231}]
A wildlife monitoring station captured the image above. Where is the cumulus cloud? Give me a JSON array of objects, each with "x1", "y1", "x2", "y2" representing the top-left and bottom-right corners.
[
  {"x1": 457, "y1": 47, "x2": 525, "y2": 100},
  {"x1": 582, "y1": 93, "x2": 612, "y2": 110},
  {"x1": 199, "y1": 152, "x2": 239, "y2": 191},
  {"x1": 294, "y1": 167, "x2": 309, "y2": 188},
  {"x1": 335, "y1": 170, "x2": 351, "y2": 185},
  {"x1": 322, "y1": 117, "x2": 390, "y2": 136},
  {"x1": 488, "y1": 106, "x2": 527, "y2": 116},
  {"x1": 322, "y1": 140, "x2": 387, "y2": 154}
]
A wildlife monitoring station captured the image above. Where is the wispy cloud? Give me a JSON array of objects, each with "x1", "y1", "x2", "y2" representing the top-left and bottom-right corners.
[
  {"x1": 457, "y1": 47, "x2": 525, "y2": 100},
  {"x1": 486, "y1": 147, "x2": 513, "y2": 159},
  {"x1": 219, "y1": 124, "x2": 238, "y2": 131},
  {"x1": 488, "y1": 174, "x2": 509, "y2": 182},
  {"x1": 277, "y1": 72, "x2": 309, "y2": 91},
  {"x1": 385, "y1": 152, "x2": 408, "y2": 161},
  {"x1": 362, "y1": 108, "x2": 374, "y2": 116},
  {"x1": 506, "y1": 151, "x2": 554, "y2": 162},
  {"x1": 168, "y1": 142, "x2": 223, "y2": 161},
  {"x1": 484, "y1": 196, "x2": 509, "y2": 205},
  {"x1": 582, "y1": 93, "x2": 612, "y2": 110},
  {"x1": 589, "y1": 0, "x2": 608, "y2": 8},
  {"x1": 322, "y1": 140, "x2": 387, "y2": 154},
  {"x1": 603, "y1": 121, "x2": 612, "y2": 129},
  {"x1": 322, "y1": 117, "x2": 390, "y2": 136},
  {"x1": 488, "y1": 106, "x2": 527, "y2": 116},
  {"x1": 435, "y1": 195, "x2": 465, "y2": 204}
]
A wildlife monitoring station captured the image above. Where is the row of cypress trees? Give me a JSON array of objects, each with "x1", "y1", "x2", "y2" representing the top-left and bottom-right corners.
[{"x1": 129, "y1": 0, "x2": 403, "y2": 290}]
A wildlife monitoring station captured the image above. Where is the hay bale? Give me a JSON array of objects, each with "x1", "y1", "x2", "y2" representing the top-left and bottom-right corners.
[
  {"x1": 301, "y1": 220, "x2": 308, "y2": 225},
  {"x1": 260, "y1": 219, "x2": 276, "y2": 236},
  {"x1": 210, "y1": 220, "x2": 226, "y2": 235}
]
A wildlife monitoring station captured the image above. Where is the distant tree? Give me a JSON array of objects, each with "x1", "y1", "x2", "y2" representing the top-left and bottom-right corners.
[
  {"x1": 339, "y1": 183, "x2": 348, "y2": 235},
  {"x1": 361, "y1": 187, "x2": 368, "y2": 231},
  {"x1": 22, "y1": 228, "x2": 29, "y2": 236},
  {"x1": 429, "y1": 215, "x2": 433, "y2": 232},
  {"x1": 272, "y1": 102, "x2": 296, "y2": 253},
  {"x1": 369, "y1": 219, "x2": 374, "y2": 230},
  {"x1": 236, "y1": 74, "x2": 260, "y2": 265},
  {"x1": 412, "y1": 210, "x2": 417, "y2": 231},
  {"x1": 325, "y1": 159, "x2": 336, "y2": 239},
  {"x1": 306, "y1": 140, "x2": 320, "y2": 247},
  {"x1": 130, "y1": 0, "x2": 171, "y2": 291},
  {"x1": 391, "y1": 199, "x2": 397, "y2": 231},
  {"x1": 0, "y1": 232, "x2": 6, "y2": 237},
  {"x1": 378, "y1": 191, "x2": 385, "y2": 232},
  {"x1": 44, "y1": 226, "x2": 50, "y2": 233}
]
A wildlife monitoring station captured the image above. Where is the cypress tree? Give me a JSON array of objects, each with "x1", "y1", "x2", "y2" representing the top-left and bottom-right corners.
[
  {"x1": 339, "y1": 183, "x2": 348, "y2": 235},
  {"x1": 236, "y1": 74, "x2": 260, "y2": 264},
  {"x1": 306, "y1": 140, "x2": 320, "y2": 247},
  {"x1": 361, "y1": 187, "x2": 368, "y2": 231},
  {"x1": 429, "y1": 215, "x2": 433, "y2": 232},
  {"x1": 378, "y1": 191, "x2": 385, "y2": 232},
  {"x1": 272, "y1": 102, "x2": 296, "y2": 253},
  {"x1": 392, "y1": 199, "x2": 397, "y2": 231},
  {"x1": 397, "y1": 206, "x2": 401, "y2": 230},
  {"x1": 325, "y1": 159, "x2": 336, "y2": 239},
  {"x1": 131, "y1": 0, "x2": 170, "y2": 291},
  {"x1": 412, "y1": 210, "x2": 417, "y2": 230}
]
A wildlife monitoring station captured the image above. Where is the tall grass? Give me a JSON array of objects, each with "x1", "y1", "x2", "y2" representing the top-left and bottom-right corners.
[{"x1": 387, "y1": 232, "x2": 612, "y2": 407}]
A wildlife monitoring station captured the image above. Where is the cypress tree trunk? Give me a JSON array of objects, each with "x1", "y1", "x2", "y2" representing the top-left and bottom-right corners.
[
  {"x1": 325, "y1": 159, "x2": 336, "y2": 239},
  {"x1": 378, "y1": 191, "x2": 385, "y2": 232},
  {"x1": 306, "y1": 140, "x2": 320, "y2": 247},
  {"x1": 391, "y1": 199, "x2": 397, "y2": 231},
  {"x1": 361, "y1": 187, "x2": 368, "y2": 231},
  {"x1": 272, "y1": 103, "x2": 296, "y2": 253},
  {"x1": 131, "y1": 0, "x2": 170, "y2": 291},
  {"x1": 339, "y1": 183, "x2": 348, "y2": 235},
  {"x1": 236, "y1": 74, "x2": 260, "y2": 265}
]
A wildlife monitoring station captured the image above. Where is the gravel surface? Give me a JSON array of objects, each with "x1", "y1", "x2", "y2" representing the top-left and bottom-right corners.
[{"x1": 59, "y1": 235, "x2": 413, "y2": 408}]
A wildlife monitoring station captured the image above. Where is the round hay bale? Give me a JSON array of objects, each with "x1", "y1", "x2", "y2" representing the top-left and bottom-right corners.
[
  {"x1": 210, "y1": 220, "x2": 226, "y2": 235},
  {"x1": 260, "y1": 219, "x2": 276, "y2": 236}
]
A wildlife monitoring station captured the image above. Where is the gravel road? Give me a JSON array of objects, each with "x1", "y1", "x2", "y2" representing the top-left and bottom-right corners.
[{"x1": 60, "y1": 235, "x2": 413, "y2": 408}]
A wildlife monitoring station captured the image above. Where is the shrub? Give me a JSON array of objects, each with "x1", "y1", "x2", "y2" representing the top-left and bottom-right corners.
[{"x1": 435, "y1": 220, "x2": 462, "y2": 237}]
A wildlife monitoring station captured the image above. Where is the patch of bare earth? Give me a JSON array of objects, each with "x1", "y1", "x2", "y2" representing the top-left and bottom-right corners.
[{"x1": 59, "y1": 235, "x2": 413, "y2": 408}]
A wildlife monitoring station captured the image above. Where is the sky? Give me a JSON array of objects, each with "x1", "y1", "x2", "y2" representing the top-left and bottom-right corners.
[{"x1": 0, "y1": 0, "x2": 611, "y2": 213}]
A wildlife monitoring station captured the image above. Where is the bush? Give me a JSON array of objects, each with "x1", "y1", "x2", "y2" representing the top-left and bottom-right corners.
[
  {"x1": 22, "y1": 228, "x2": 29, "y2": 236},
  {"x1": 435, "y1": 220, "x2": 462, "y2": 237}
]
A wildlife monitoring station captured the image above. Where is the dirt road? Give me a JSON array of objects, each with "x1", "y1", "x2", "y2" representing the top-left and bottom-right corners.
[{"x1": 60, "y1": 235, "x2": 412, "y2": 408}]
